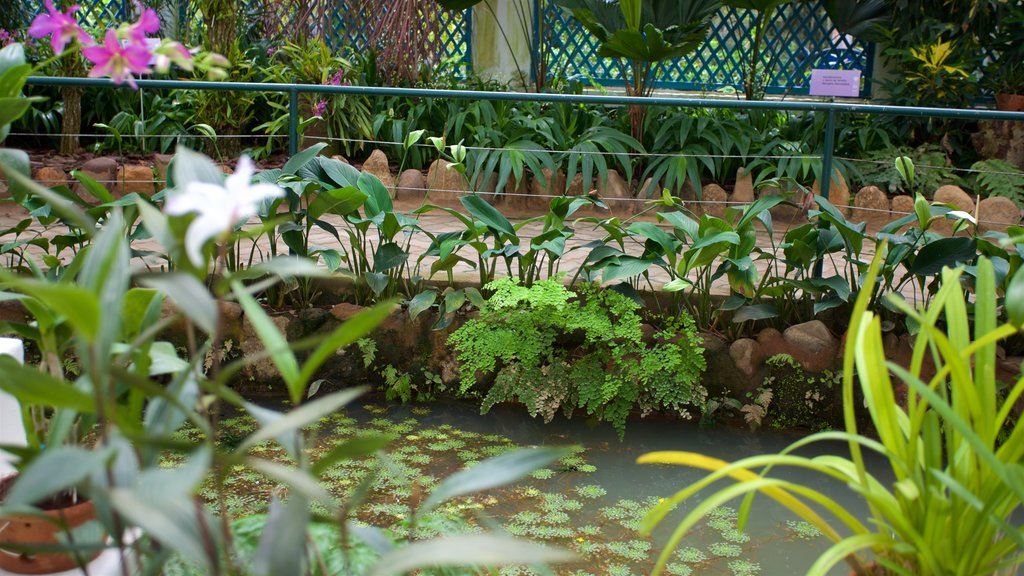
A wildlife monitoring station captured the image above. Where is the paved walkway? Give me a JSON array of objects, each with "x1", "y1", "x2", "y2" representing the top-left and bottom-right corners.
[{"x1": 0, "y1": 196, "x2": 890, "y2": 299}]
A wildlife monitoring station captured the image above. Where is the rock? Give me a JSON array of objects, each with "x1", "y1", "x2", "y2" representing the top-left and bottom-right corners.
[
  {"x1": 765, "y1": 186, "x2": 804, "y2": 223},
  {"x1": 700, "y1": 183, "x2": 728, "y2": 218},
  {"x1": 972, "y1": 120, "x2": 1024, "y2": 169},
  {"x1": 933, "y1": 185, "x2": 976, "y2": 236},
  {"x1": 729, "y1": 338, "x2": 763, "y2": 377},
  {"x1": 330, "y1": 302, "x2": 365, "y2": 322},
  {"x1": 567, "y1": 173, "x2": 587, "y2": 196},
  {"x1": 34, "y1": 166, "x2": 68, "y2": 188},
  {"x1": 116, "y1": 164, "x2": 155, "y2": 197},
  {"x1": 331, "y1": 155, "x2": 350, "y2": 164},
  {"x1": 154, "y1": 153, "x2": 173, "y2": 185},
  {"x1": 501, "y1": 175, "x2": 535, "y2": 211},
  {"x1": 852, "y1": 185, "x2": 890, "y2": 221},
  {"x1": 732, "y1": 168, "x2": 755, "y2": 204},
  {"x1": 361, "y1": 149, "x2": 395, "y2": 197},
  {"x1": 240, "y1": 313, "x2": 293, "y2": 381},
  {"x1": 782, "y1": 320, "x2": 838, "y2": 372},
  {"x1": 977, "y1": 196, "x2": 1022, "y2": 234},
  {"x1": 933, "y1": 184, "x2": 975, "y2": 212},
  {"x1": 530, "y1": 168, "x2": 566, "y2": 198},
  {"x1": 75, "y1": 157, "x2": 117, "y2": 201},
  {"x1": 813, "y1": 169, "x2": 850, "y2": 215},
  {"x1": 890, "y1": 195, "x2": 915, "y2": 215},
  {"x1": 396, "y1": 169, "x2": 426, "y2": 201},
  {"x1": 639, "y1": 177, "x2": 661, "y2": 199},
  {"x1": 596, "y1": 169, "x2": 633, "y2": 215},
  {"x1": 425, "y1": 159, "x2": 469, "y2": 206},
  {"x1": 756, "y1": 327, "x2": 788, "y2": 357},
  {"x1": 0, "y1": 299, "x2": 27, "y2": 324}
]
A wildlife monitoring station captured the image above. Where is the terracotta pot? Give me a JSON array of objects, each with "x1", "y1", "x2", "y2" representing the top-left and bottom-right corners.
[
  {"x1": 0, "y1": 488, "x2": 100, "y2": 574},
  {"x1": 995, "y1": 93, "x2": 1024, "y2": 112}
]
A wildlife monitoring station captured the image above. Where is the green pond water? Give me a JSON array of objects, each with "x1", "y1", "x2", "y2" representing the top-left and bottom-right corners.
[{"x1": 182, "y1": 399, "x2": 889, "y2": 576}]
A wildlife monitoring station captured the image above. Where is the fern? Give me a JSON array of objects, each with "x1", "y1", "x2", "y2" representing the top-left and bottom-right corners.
[
  {"x1": 448, "y1": 279, "x2": 707, "y2": 437},
  {"x1": 972, "y1": 159, "x2": 1024, "y2": 209}
]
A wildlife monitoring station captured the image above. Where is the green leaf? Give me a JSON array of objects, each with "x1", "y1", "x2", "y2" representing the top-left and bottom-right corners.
[
  {"x1": 0, "y1": 275, "x2": 100, "y2": 341},
  {"x1": 308, "y1": 186, "x2": 367, "y2": 219},
  {"x1": 297, "y1": 302, "x2": 394, "y2": 386},
  {"x1": 461, "y1": 195, "x2": 515, "y2": 237},
  {"x1": 139, "y1": 273, "x2": 217, "y2": 335},
  {"x1": 373, "y1": 242, "x2": 407, "y2": 273},
  {"x1": 254, "y1": 496, "x2": 309, "y2": 576},
  {"x1": 365, "y1": 272, "x2": 389, "y2": 297},
  {"x1": 110, "y1": 488, "x2": 219, "y2": 571},
  {"x1": 283, "y1": 143, "x2": 328, "y2": 175},
  {"x1": 71, "y1": 170, "x2": 115, "y2": 204},
  {"x1": 369, "y1": 534, "x2": 575, "y2": 576},
  {"x1": 6, "y1": 447, "x2": 110, "y2": 508},
  {"x1": 407, "y1": 291, "x2": 437, "y2": 321},
  {"x1": 233, "y1": 280, "x2": 301, "y2": 401},
  {"x1": 732, "y1": 304, "x2": 780, "y2": 323},
  {"x1": 172, "y1": 146, "x2": 222, "y2": 189},
  {"x1": 0, "y1": 148, "x2": 30, "y2": 201},
  {"x1": 907, "y1": 237, "x2": 977, "y2": 278},
  {"x1": 420, "y1": 447, "x2": 573, "y2": 514},
  {"x1": 359, "y1": 172, "x2": 393, "y2": 217},
  {"x1": 602, "y1": 256, "x2": 653, "y2": 283},
  {"x1": 0, "y1": 356, "x2": 96, "y2": 412},
  {"x1": 1008, "y1": 266, "x2": 1024, "y2": 327}
]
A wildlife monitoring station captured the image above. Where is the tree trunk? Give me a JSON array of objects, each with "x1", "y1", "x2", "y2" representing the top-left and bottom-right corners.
[
  {"x1": 204, "y1": 0, "x2": 236, "y2": 55},
  {"x1": 58, "y1": 50, "x2": 84, "y2": 155}
]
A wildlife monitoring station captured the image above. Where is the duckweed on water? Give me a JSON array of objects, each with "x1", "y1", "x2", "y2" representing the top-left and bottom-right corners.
[
  {"x1": 786, "y1": 520, "x2": 823, "y2": 540},
  {"x1": 179, "y1": 409, "x2": 801, "y2": 575}
]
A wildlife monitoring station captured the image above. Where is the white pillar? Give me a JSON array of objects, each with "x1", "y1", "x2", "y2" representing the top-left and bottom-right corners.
[
  {"x1": 0, "y1": 338, "x2": 26, "y2": 478},
  {"x1": 472, "y1": 0, "x2": 534, "y2": 89}
]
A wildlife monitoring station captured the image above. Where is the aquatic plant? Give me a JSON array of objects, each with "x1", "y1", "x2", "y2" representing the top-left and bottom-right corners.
[
  {"x1": 665, "y1": 563, "x2": 694, "y2": 576},
  {"x1": 530, "y1": 468, "x2": 556, "y2": 479},
  {"x1": 575, "y1": 484, "x2": 608, "y2": 499},
  {"x1": 728, "y1": 559, "x2": 761, "y2": 576},
  {"x1": 606, "y1": 539, "x2": 653, "y2": 561},
  {"x1": 786, "y1": 520, "x2": 822, "y2": 540},
  {"x1": 708, "y1": 542, "x2": 743, "y2": 558},
  {"x1": 606, "y1": 564, "x2": 635, "y2": 576},
  {"x1": 676, "y1": 547, "x2": 708, "y2": 564},
  {"x1": 578, "y1": 524, "x2": 602, "y2": 536}
]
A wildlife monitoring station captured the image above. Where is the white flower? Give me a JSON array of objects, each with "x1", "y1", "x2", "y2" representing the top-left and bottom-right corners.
[{"x1": 164, "y1": 156, "x2": 283, "y2": 266}]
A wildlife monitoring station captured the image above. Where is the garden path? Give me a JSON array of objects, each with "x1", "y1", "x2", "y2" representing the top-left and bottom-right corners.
[{"x1": 0, "y1": 198, "x2": 894, "y2": 298}]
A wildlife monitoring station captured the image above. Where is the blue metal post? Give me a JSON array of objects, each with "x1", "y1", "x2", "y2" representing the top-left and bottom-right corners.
[
  {"x1": 820, "y1": 108, "x2": 836, "y2": 201},
  {"x1": 288, "y1": 87, "x2": 299, "y2": 157}
]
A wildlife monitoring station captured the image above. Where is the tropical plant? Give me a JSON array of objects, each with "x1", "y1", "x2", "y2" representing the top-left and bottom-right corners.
[
  {"x1": 548, "y1": 0, "x2": 722, "y2": 140},
  {"x1": 448, "y1": 278, "x2": 707, "y2": 436},
  {"x1": 639, "y1": 248, "x2": 1024, "y2": 576},
  {"x1": 971, "y1": 159, "x2": 1024, "y2": 209}
]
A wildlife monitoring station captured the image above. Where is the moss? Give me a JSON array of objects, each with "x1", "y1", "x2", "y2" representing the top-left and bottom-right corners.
[{"x1": 762, "y1": 354, "x2": 840, "y2": 430}]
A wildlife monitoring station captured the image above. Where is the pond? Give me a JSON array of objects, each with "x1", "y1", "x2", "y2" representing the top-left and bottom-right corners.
[{"x1": 177, "y1": 398, "x2": 889, "y2": 576}]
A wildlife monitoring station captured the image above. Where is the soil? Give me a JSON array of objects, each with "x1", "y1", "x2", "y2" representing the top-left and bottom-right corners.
[{"x1": 0, "y1": 474, "x2": 86, "y2": 511}]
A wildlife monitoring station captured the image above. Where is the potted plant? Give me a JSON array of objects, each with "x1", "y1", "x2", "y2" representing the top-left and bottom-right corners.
[{"x1": 983, "y1": 2, "x2": 1024, "y2": 111}]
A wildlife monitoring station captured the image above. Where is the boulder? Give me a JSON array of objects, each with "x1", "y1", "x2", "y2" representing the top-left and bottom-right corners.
[
  {"x1": 813, "y1": 169, "x2": 850, "y2": 215},
  {"x1": 154, "y1": 153, "x2": 173, "y2": 185},
  {"x1": 782, "y1": 320, "x2": 838, "y2": 372},
  {"x1": 567, "y1": 173, "x2": 587, "y2": 196},
  {"x1": 116, "y1": 164, "x2": 155, "y2": 197},
  {"x1": 530, "y1": 168, "x2": 566, "y2": 198},
  {"x1": 933, "y1": 184, "x2": 975, "y2": 212},
  {"x1": 74, "y1": 157, "x2": 117, "y2": 200},
  {"x1": 732, "y1": 168, "x2": 755, "y2": 204},
  {"x1": 852, "y1": 185, "x2": 890, "y2": 221},
  {"x1": 639, "y1": 177, "x2": 661, "y2": 199},
  {"x1": 501, "y1": 175, "x2": 535, "y2": 212},
  {"x1": 396, "y1": 169, "x2": 426, "y2": 201},
  {"x1": 700, "y1": 183, "x2": 729, "y2": 218},
  {"x1": 361, "y1": 149, "x2": 395, "y2": 197},
  {"x1": 977, "y1": 196, "x2": 1022, "y2": 234},
  {"x1": 765, "y1": 186, "x2": 804, "y2": 223},
  {"x1": 729, "y1": 338, "x2": 763, "y2": 378},
  {"x1": 890, "y1": 195, "x2": 915, "y2": 215},
  {"x1": 240, "y1": 313, "x2": 293, "y2": 381},
  {"x1": 425, "y1": 159, "x2": 469, "y2": 206},
  {"x1": 596, "y1": 169, "x2": 633, "y2": 215},
  {"x1": 34, "y1": 166, "x2": 68, "y2": 188},
  {"x1": 933, "y1": 185, "x2": 976, "y2": 236},
  {"x1": 756, "y1": 327, "x2": 788, "y2": 357}
]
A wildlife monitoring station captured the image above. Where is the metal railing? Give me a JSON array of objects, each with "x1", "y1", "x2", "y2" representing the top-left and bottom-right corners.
[{"x1": 23, "y1": 76, "x2": 1024, "y2": 202}]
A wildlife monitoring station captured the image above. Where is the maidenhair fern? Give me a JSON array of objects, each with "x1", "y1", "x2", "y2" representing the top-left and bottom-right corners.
[
  {"x1": 971, "y1": 159, "x2": 1024, "y2": 209},
  {"x1": 448, "y1": 278, "x2": 707, "y2": 437}
]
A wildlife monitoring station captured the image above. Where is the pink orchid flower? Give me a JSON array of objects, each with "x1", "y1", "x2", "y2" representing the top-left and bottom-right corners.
[
  {"x1": 82, "y1": 29, "x2": 152, "y2": 88},
  {"x1": 126, "y1": 6, "x2": 160, "y2": 44},
  {"x1": 28, "y1": 0, "x2": 92, "y2": 54}
]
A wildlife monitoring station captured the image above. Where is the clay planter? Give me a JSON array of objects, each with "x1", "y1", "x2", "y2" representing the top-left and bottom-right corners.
[
  {"x1": 0, "y1": 476, "x2": 100, "y2": 574},
  {"x1": 995, "y1": 93, "x2": 1024, "y2": 112}
]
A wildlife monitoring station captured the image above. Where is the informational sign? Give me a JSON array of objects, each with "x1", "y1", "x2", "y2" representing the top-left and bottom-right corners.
[{"x1": 809, "y1": 69, "x2": 862, "y2": 98}]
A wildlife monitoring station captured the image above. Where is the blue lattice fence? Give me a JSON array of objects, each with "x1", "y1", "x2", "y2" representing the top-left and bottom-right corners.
[
  {"x1": 27, "y1": 0, "x2": 471, "y2": 78},
  {"x1": 538, "y1": 1, "x2": 874, "y2": 97}
]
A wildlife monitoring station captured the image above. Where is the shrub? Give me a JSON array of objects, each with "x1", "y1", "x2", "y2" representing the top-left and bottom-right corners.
[{"x1": 448, "y1": 279, "x2": 707, "y2": 436}]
